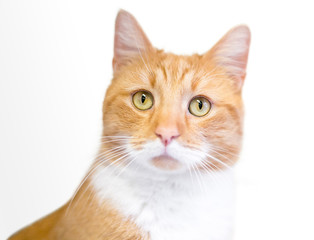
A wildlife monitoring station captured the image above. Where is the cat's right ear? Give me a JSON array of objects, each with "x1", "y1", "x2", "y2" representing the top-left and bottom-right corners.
[{"x1": 113, "y1": 10, "x2": 153, "y2": 73}]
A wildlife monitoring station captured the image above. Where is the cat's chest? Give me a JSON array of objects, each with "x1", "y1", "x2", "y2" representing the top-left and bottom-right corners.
[{"x1": 92, "y1": 167, "x2": 235, "y2": 240}]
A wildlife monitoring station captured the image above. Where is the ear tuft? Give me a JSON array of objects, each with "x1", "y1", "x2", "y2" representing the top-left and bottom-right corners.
[
  {"x1": 207, "y1": 25, "x2": 251, "y2": 88},
  {"x1": 113, "y1": 10, "x2": 153, "y2": 72}
]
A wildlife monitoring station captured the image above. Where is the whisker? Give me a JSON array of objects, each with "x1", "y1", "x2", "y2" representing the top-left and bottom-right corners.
[
  {"x1": 83, "y1": 151, "x2": 134, "y2": 209},
  {"x1": 65, "y1": 147, "x2": 128, "y2": 215},
  {"x1": 100, "y1": 139, "x2": 129, "y2": 144},
  {"x1": 96, "y1": 146, "x2": 127, "y2": 160},
  {"x1": 100, "y1": 136, "x2": 132, "y2": 140},
  {"x1": 210, "y1": 145, "x2": 239, "y2": 158},
  {"x1": 191, "y1": 162, "x2": 205, "y2": 194},
  {"x1": 115, "y1": 154, "x2": 138, "y2": 178},
  {"x1": 208, "y1": 149, "x2": 234, "y2": 164},
  {"x1": 184, "y1": 159, "x2": 195, "y2": 186},
  {"x1": 207, "y1": 154, "x2": 231, "y2": 169},
  {"x1": 197, "y1": 161, "x2": 219, "y2": 186}
]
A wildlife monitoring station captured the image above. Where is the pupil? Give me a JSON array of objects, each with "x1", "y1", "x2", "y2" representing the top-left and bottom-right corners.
[
  {"x1": 141, "y1": 94, "x2": 146, "y2": 104},
  {"x1": 198, "y1": 100, "x2": 203, "y2": 110}
]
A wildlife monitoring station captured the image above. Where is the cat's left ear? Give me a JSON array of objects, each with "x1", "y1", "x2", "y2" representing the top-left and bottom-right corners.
[
  {"x1": 113, "y1": 10, "x2": 153, "y2": 73},
  {"x1": 205, "y1": 26, "x2": 251, "y2": 89}
]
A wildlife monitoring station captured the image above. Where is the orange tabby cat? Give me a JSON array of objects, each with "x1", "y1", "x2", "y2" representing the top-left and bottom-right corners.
[{"x1": 9, "y1": 9, "x2": 250, "y2": 240}]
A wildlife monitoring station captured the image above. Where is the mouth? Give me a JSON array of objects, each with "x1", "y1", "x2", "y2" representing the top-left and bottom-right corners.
[{"x1": 151, "y1": 154, "x2": 180, "y2": 170}]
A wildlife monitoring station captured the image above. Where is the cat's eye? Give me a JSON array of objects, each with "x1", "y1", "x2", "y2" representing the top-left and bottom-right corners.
[
  {"x1": 132, "y1": 91, "x2": 154, "y2": 110},
  {"x1": 189, "y1": 96, "x2": 211, "y2": 117}
]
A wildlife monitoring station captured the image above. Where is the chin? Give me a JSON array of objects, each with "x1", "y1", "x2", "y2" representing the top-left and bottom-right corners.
[
  {"x1": 141, "y1": 156, "x2": 191, "y2": 176},
  {"x1": 151, "y1": 155, "x2": 182, "y2": 171},
  {"x1": 127, "y1": 139, "x2": 205, "y2": 175}
]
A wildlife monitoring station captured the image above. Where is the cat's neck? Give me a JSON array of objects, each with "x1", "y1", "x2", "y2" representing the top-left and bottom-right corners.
[{"x1": 91, "y1": 164, "x2": 235, "y2": 240}]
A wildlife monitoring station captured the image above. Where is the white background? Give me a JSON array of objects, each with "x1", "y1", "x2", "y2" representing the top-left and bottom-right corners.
[{"x1": 1, "y1": 0, "x2": 314, "y2": 239}]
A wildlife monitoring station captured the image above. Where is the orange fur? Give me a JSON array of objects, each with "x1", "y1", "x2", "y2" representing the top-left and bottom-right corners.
[
  {"x1": 9, "y1": 9, "x2": 250, "y2": 240},
  {"x1": 103, "y1": 51, "x2": 245, "y2": 170},
  {"x1": 9, "y1": 180, "x2": 147, "y2": 240}
]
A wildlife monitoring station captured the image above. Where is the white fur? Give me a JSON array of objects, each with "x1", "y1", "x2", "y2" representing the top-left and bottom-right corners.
[{"x1": 91, "y1": 140, "x2": 235, "y2": 240}]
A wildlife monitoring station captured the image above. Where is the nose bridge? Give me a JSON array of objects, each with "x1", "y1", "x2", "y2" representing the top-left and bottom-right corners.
[
  {"x1": 155, "y1": 99, "x2": 181, "y2": 129},
  {"x1": 159, "y1": 109, "x2": 177, "y2": 128},
  {"x1": 153, "y1": 99, "x2": 183, "y2": 146}
]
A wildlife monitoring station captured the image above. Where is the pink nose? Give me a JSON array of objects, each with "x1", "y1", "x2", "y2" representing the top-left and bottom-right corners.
[{"x1": 155, "y1": 126, "x2": 180, "y2": 146}]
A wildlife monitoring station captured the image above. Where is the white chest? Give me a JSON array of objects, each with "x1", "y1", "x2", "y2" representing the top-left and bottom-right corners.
[{"x1": 92, "y1": 166, "x2": 235, "y2": 240}]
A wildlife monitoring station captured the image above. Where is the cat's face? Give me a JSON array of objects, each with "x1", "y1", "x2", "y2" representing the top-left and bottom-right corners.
[{"x1": 100, "y1": 10, "x2": 250, "y2": 174}]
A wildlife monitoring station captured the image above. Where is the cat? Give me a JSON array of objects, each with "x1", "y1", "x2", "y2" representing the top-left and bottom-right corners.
[{"x1": 9, "y1": 9, "x2": 250, "y2": 240}]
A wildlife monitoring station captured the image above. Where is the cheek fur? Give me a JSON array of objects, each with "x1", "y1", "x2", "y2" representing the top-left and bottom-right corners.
[
  {"x1": 199, "y1": 105, "x2": 243, "y2": 168},
  {"x1": 103, "y1": 97, "x2": 150, "y2": 136}
]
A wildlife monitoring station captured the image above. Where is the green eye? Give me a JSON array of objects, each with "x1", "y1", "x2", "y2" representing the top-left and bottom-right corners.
[
  {"x1": 132, "y1": 91, "x2": 154, "y2": 110},
  {"x1": 189, "y1": 96, "x2": 211, "y2": 117}
]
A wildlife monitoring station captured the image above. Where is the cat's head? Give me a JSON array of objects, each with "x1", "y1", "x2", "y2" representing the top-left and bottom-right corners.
[{"x1": 100, "y1": 10, "x2": 250, "y2": 174}]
